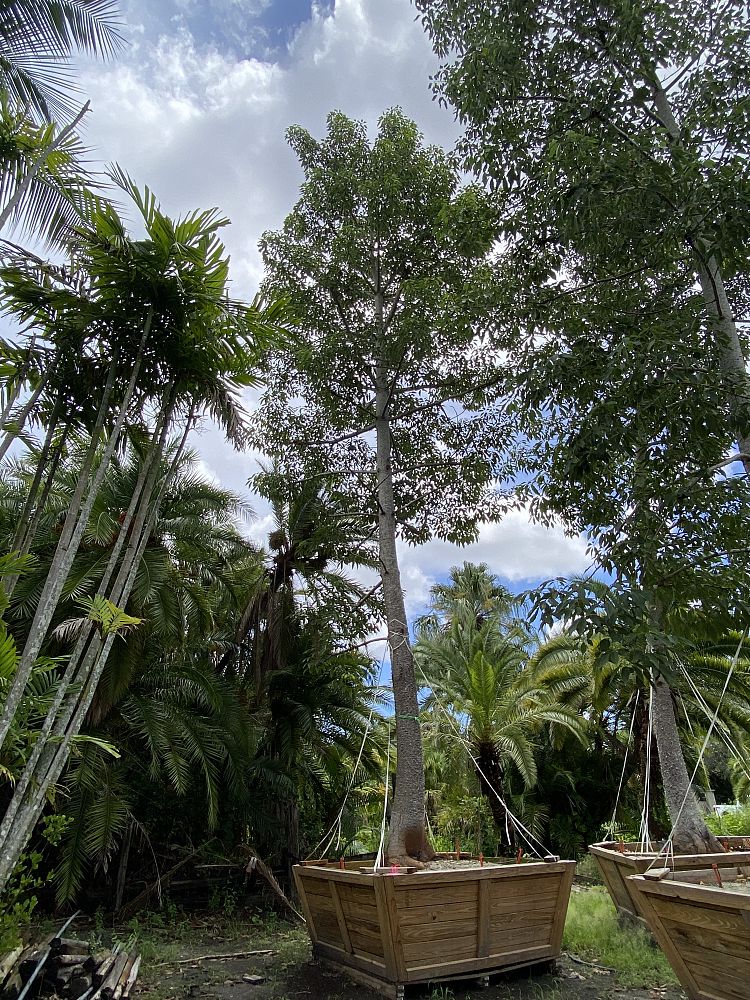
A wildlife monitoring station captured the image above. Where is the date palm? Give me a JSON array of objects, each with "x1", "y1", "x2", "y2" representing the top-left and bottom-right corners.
[{"x1": 415, "y1": 564, "x2": 585, "y2": 844}]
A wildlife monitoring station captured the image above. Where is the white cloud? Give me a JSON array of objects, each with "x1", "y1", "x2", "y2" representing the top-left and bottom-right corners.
[
  {"x1": 400, "y1": 510, "x2": 591, "y2": 589},
  {"x1": 71, "y1": 1, "x2": 587, "y2": 622}
]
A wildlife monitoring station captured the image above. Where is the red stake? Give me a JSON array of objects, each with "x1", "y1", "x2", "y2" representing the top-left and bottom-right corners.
[
  {"x1": 479, "y1": 853, "x2": 484, "y2": 867},
  {"x1": 339, "y1": 856, "x2": 344, "y2": 870},
  {"x1": 712, "y1": 864, "x2": 723, "y2": 887},
  {"x1": 516, "y1": 847, "x2": 523, "y2": 864}
]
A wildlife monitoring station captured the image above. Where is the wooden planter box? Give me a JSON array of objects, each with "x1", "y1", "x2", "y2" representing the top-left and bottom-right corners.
[
  {"x1": 629, "y1": 871, "x2": 750, "y2": 1000},
  {"x1": 293, "y1": 858, "x2": 575, "y2": 998},
  {"x1": 589, "y1": 839, "x2": 750, "y2": 926}
]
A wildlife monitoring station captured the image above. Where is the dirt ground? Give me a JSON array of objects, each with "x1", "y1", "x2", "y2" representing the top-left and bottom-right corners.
[{"x1": 132, "y1": 922, "x2": 686, "y2": 1000}]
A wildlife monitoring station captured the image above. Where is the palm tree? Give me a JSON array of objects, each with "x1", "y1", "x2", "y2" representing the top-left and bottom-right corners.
[
  {"x1": 415, "y1": 564, "x2": 585, "y2": 847},
  {"x1": 0, "y1": 173, "x2": 287, "y2": 891},
  {"x1": 0, "y1": 0, "x2": 123, "y2": 125},
  {"x1": 220, "y1": 468, "x2": 379, "y2": 697},
  {"x1": 0, "y1": 1, "x2": 124, "y2": 248}
]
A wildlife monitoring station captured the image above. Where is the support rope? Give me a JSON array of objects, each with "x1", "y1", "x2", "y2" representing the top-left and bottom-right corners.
[
  {"x1": 648, "y1": 630, "x2": 747, "y2": 871},
  {"x1": 604, "y1": 688, "x2": 640, "y2": 840},
  {"x1": 374, "y1": 721, "x2": 392, "y2": 870}
]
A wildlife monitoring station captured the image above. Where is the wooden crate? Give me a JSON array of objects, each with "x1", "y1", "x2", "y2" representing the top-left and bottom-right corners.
[
  {"x1": 629, "y1": 871, "x2": 750, "y2": 1000},
  {"x1": 293, "y1": 859, "x2": 575, "y2": 998},
  {"x1": 589, "y1": 839, "x2": 750, "y2": 926}
]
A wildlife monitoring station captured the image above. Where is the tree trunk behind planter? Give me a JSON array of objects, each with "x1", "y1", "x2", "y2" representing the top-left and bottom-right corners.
[{"x1": 651, "y1": 676, "x2": 722, "y2": 854}]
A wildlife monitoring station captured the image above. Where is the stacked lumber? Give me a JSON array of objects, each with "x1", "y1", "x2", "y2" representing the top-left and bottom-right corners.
[{"x1": 0, "y1": 929, "x2": 141, "y2": 1000}]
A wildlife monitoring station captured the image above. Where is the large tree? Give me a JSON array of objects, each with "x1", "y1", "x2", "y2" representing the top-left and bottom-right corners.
[
  {"x1": 417, "y1": 0, "x2": 750, "y2": 854},
  {"x1": 252, "y1": 109, "x2": 509, "y2": 863}
]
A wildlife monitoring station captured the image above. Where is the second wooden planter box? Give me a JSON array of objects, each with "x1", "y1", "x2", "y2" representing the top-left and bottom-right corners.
[
  {"x1": 589, "y1": 838, "x2": 750, "y2": 926},
  {"x1": 293, "y1": 858, "x2": 574, "y2": 999},
  {"x1": 629, "y1": 871, "x2": 750, "y2": 1000}
]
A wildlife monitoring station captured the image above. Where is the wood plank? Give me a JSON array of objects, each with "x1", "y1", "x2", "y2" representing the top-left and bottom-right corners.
[
  {"x1": 491, "y1": 891, "x2": 560, "y2": 914},
  {"x1": 628, "y1": 879, "x2": 706, "y2": 1000},
  {"x1": 381, "y1": 877, "x2": 407, "y2": 981},
  {"x1": 394, "y1": 883, "x2": 477, "y2": 908},
  {"x1": 398, "y1": 899, "x2": 478, "y2": 926},
  {"x1": 549, "y1": 862, "x2": 574, "y2": 952},
  {"x1": 404, "y1": 943, "x2": 553, "y2": 980},
  {"x1": 347, "y1": 926, "x2": 386, "y2": 961},
  {"x1": 316, "y1": 957, "x2": 397, "y2": 1000},
  {"x1": 330, "y1": 882, "x2": 353, "y2": 955},
  {"x1": 399, "y1": 916, "x2": 480, "y2": 944},
  {"x1": 403, "y1": 933, "x2": 478, "y2": 965},
  {"x1": 490, "y1": 908, "x2": 556, "y2": 931},
  {"x1": 293, "y1": 868, "x2": 319, "y2": 947},
  {"x1": 388, "y1": 861, "x2": 573, "y2": 888},
  {"x1": 652, "y1": 897, "x2": 750, "y2": 936},
  {"x1": 312, "y1": 910, "x2": 344, "y2": 947},
  {"x1": 689, "y1": 961, "x2": 749, "y2": 1000},
  {"x1": 630, "y1": 876, "x2": 750, "y2": 912},
  {"x1": 661, "y1": 919, "x2": 750, "y2": 972},
  {"x1": 477, "y1": 880, "x2": 490, "y2": 958},
  {"x1": 489, "y1": 925, "x2": 553, "y2": 952},
  {"x1": 373, "y1": 874, "x2": 399, "y2": 982}
]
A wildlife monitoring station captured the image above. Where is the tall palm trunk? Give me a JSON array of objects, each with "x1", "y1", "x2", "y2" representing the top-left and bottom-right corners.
[
  {"x1": 0, "y1": 391, "x2": 173, "y2": 868},
  {"x1": 0, "y1": 313, "x2": 151, "y2": 752},
  {"x1": 0, "y1": 391, "x2": 185, "y2": 891},
  {"x1": 474, "y1": 742, "x2": 515, "y2": 849},
  {"x1": 651, "y1": 675, "x2": 723, "y2": 854},
  {"x1": 0, "y1": 371, "x2": 50, "y2": 463},
  {"x1": 4, "y1": 393, "x2": 68, "y2": 600}
]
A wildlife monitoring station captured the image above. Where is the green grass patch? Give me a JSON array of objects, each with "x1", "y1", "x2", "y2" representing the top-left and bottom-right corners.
[{"x1": 563, "y1": 887, "x2": 678, "y2": 990}]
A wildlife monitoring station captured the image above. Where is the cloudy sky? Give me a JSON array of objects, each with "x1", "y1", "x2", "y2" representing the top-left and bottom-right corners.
[{"x1": 74, "y1": 0, "x2": 590, "y2": 622}]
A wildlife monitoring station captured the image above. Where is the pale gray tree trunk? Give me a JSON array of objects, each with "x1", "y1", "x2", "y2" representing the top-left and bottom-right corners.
[
  {"x1": 372, "y1": 283, "x2": 432, "y2": 864},
  {"x1": 641, "y1": 75, "x2": 745, "y2": 852},
  {"x1": 0, "y1": 372, "x2": 50, "y2": 462},
  {"x1": 647, "y1": 76, "x2": 750, "y2": 474},
  {"x1": 651, "y1": 675, "x2": 723, "y2": 854},
  {"x1": 0, "y1": 390, "x2": 183, "y2": 891},
  {"x1": 0, "y1": 312, "x2": 151, "y2": 753},
  {"x1": 0, "y1": 393, "x2": 171, "y2": 876}
]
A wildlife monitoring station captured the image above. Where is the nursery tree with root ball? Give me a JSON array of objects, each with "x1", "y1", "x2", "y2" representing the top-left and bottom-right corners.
[
  {"x1": 253, "y1": 109, "x2": 511, "y2": 864},
  {"x1": 417, "y1": 0, "x2": 750, "y2": 855}
]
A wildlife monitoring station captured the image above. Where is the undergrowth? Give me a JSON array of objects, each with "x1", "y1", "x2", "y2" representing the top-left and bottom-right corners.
[{"x1": 563, "y1": 887, "x2": 678, "y2": 989}]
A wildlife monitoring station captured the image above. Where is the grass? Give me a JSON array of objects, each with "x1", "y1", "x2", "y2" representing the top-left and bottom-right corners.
[{"x1": 563, "y1": 887, "x2": 679, "y2": 989}]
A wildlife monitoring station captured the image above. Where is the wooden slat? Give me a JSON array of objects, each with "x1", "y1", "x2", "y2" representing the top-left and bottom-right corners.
[
  {"x1": 652, "y1": 897, "x2": 750, "y2": 935},
  {"x1": 330, "y1": 882, "x2": 353, "y2": 955},
  {"x1": 399, "y1": 916, "x2": 480, "y2": 945},
  {"x1": 549, "y1": 861, "x2": 574, "y2": 952},
  {"x1": 373, "y1": 874, "x2": 399, "y2": 982},
  {"x1": 489, "y1": 925, "x2": 554, "y2": 952},
  {"x1": 403, "y1": 933, "x2": 478, "y2": 964},
  {"x1": 660, "y1": 919, "x2": 750, "y2": 971},
  {"x1": 398, "y1": 899, "x2": 478, "y2": 926},
  {"x1": 477, "y1": 880, "x2": 490, "y2": 958},
  {"x1": 404, "y1": 943, "x2": 553, "y2": 980},
  {"x1": 293, "y1": 867, "x2": 319, "y2": 947}
]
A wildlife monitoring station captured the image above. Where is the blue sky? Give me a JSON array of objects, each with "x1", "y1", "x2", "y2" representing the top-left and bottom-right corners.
[
  {"x1": 123, "y1": 0, "x2": 335, "y2": 61},
  {"x1": 72, "y1": 0, "x2": 590, "y2": 631}
]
